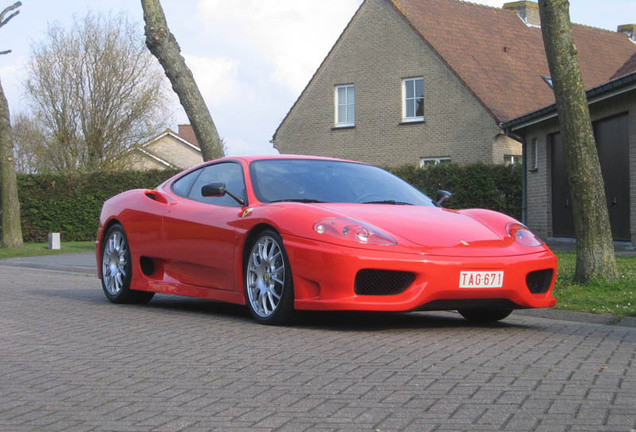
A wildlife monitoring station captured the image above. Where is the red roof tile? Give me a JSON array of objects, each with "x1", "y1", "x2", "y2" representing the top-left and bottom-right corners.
[
  {"x1": 391, "y1": 0, "x2": 636, "y2": 122},
  {"x1": 177, "y1": 124, "x2": 200, "y2": 148}
]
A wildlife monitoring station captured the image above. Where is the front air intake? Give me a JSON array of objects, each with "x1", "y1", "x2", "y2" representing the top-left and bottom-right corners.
[
  {"x1": 354, "y1": 269, "x2": 415, "y2": 296},
  {"x1": 526, "y1": 269, "x2": 554, "y2": 294}
]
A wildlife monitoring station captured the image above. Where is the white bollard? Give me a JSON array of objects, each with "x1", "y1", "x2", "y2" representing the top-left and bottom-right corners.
[{"x1": 48, "y1": 232, "x2": 61, "y2": 250}]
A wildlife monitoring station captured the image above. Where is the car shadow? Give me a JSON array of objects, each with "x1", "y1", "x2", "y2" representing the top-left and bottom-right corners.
[
  {"x1": 28, "y1": 287, "x2": 528, "y2": 331},
  {"x1": 145, "y1": 296, "x2": 525, "y2": 331},
  {"x1": 294, "y1": 310, "x2": 522, "y2": 331},
  {"x1": 148, "y1": 294, "x2": 250, "y2": 321}
]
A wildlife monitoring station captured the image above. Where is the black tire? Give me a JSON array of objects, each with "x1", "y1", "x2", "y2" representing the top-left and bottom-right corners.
[
  {"x1": 244, "y1": 230, "x2": 295, "y2": 325},
  {"x1": 458, "y1": 308, "x2": 513, "y2": 323},
  {"x1": 100, "y1": 224, "x2": 154, "y2": 304}
]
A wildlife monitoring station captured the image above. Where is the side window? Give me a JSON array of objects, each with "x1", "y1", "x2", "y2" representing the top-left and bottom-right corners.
[
  {"x1": 174, "y1": 162, "x2": 246, "y2": 206},
  {"x1": 335, "y1": 84, "x2": 355, "y2": 127},
  {"x1": 529, "y1": 138, "x2": 539, "y2": 171},
  {"x1": 420, "y1": 157, "x2": 451, "y2": 168},
  {"x1": 190, "y1": 162, "x2": 246, "y2": 206},
  {"x1": 172, "y1": 170, "x2": 200, "y2": 197},
  {"x1": 403, "y1": 77, "x2": 424, "y2": 122},
  {"x1": 504, "y1": 154, "x2": 522, "y2": 165}
]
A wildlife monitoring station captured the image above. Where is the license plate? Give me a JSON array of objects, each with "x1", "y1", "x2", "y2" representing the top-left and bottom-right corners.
[{"x1": 459, "y1": 271, "x2": 504, "y2": 288}]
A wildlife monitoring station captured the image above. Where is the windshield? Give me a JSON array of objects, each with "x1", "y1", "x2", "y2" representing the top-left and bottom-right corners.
[{"x1": 250, "y1": 159, "x2": 435, "y2": 206}]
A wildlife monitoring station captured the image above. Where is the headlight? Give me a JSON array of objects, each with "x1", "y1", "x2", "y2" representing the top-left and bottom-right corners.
[
  {"x1": 313, "y1": 217, "x2": 397, "y2": 246},
  {"x1": 506, "y1": 222, "x2": 544, "y2": 247}
]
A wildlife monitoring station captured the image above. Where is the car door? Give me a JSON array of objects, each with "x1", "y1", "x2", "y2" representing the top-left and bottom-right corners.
[{"x1": 162, "y1": 162, "x2": 247, "y2": 291}]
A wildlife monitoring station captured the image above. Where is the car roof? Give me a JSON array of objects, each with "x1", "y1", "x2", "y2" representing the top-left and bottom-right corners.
[{"x1": 221, "y1": 154, "x2": 362, "y2": 164}]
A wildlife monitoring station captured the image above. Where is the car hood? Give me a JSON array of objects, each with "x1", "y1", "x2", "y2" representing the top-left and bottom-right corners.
[{"x1": 313, "y1": 204, "x2": 509, "y2": 250}]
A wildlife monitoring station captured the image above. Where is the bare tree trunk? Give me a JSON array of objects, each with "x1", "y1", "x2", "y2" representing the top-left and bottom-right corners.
[
  {"x1": 0, "y1": 1, "x2": 23, "y2": 248},
  {"x1": 141, "y1": 0, "x2": 224, "y2": 161},
  {"x1": 538, "y1": 0, "x2": 618, "y2": 282},
  {"x1": 0, "y1": 77, "x2": 23, "y2": 248}
]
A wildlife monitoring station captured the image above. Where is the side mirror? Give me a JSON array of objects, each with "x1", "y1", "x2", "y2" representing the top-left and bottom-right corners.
[
  {"x1": 436, "y1": 190, "x2": 452, "y2": 207},
  {"x1": 201, "y1": 182, "x2": 227, "y2": 197},
  {"x1": 201, "y1": 182, "x2": 246, "y2": 206}
]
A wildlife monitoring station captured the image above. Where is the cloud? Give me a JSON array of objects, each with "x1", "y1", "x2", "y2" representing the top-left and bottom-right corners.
[
  {"x1": 197, "y1": 0, "x2": 361, "y2": 93},
  {"x1": 182, "y1": 54, "x2": 247, "y2": 107},
  {"x1": 474, "y1": 0, "x2": 505, "y2": 6},
  {"x1": 1, "y1": 59, "x2": 29, "y2": 115},
  {"x1": 223, "y1": 136, "x2": 278, "y2": 156}
]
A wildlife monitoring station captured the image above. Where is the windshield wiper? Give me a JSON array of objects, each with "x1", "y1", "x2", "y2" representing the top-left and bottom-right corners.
[
  {"x1": 362, "y1": 200, "x2": 414, "y2": 205},
  {"x1": 269, "y1": 198, "x2": 325, "y2": 204}
]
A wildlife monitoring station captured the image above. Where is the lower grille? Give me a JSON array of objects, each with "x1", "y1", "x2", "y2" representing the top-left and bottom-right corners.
[
  {"x1": 526, "y1": 269, "x2": 554, "y2": 294},
  {"x1": 354, "y1": 269, "x2": 415, "y2": 296}
]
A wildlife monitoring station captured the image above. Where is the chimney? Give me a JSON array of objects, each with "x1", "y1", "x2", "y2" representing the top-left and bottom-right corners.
[
  {"x1": 503, "y1": 1, "x2": 540, "y2": 27},
  {"x1": 177, "y1": 124, "x2": 200, "y2": 148},
  {"x1": 618, "y1": 24, "x2": 636, "y2": 42}
]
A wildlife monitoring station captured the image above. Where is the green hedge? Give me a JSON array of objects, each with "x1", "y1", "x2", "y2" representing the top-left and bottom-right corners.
[
  {"x1": 388, "y1": 163, "x2": 522, "y2": 220},
  {"x1": 16, "y1": 169, "x2": 178, "y2": 242},
  {"x1": 7, "y1": 163, "x2": 521, "y2": 243}
]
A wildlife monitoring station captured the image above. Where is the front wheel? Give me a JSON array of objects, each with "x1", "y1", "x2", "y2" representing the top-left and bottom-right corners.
[
  {"x1": 101, "y1": 224, "x2": 154, "y2": 304},
  {"x1": 245, "y1": 230, "x2": 295, "y2": 325},
  {"x1": 458, "y1": 308, "x2": 512, "y2": 323}
]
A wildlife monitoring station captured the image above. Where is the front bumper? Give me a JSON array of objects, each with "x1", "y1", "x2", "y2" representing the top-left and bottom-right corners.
[{"x1": 284, "y1": 236, "x2": 557, "y2": 312}]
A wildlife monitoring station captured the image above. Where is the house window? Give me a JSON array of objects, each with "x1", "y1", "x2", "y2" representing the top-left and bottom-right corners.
[
  {"x1": 335, "y1": 84, "x2": 355, "y2": 127},
  {"x1": 403, "y1": 77, "x2": 424, "y2": 122},
  {"x1": 504, "y1": 154, "x2": 522, "y2": 165},
  {"x1": 420, "y1": 157, "x2": 450, "y2": 168},
  {"x1": 529, "y1": 138, "x2": 539, "y2": 171}
]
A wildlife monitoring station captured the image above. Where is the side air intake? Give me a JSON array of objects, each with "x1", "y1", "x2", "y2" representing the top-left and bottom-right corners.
[{"x1": 526, "y1": 269, "x2": 554, "y2": 294}]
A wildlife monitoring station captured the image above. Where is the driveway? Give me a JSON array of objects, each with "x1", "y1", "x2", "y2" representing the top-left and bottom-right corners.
[{"x1": 0, "y1": 255, "x2": 634, "y2": 432}]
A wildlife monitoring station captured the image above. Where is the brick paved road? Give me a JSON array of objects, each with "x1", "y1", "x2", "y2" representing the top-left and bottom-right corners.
[{"x1": 0, "y1": 265, "x2": 634, "y2": 432}]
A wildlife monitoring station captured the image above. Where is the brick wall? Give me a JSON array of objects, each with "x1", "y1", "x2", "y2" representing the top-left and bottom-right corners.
[
  {"x1": 273, "y1": 0, "x2": 517, "y2": 167},
  {"x1": 521, "y1": 92, "x2": 635, "y2": 245},
  {"x1": 148, "y1": 136, "x2": 203, "y2": 169},
  {"x1": 523, "y1": 118, "x2": 559, "y2": 240}
]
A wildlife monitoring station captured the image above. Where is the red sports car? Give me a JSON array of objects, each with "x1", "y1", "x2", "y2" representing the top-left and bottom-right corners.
[{"x1": 96, "y1": 155, "x2": 557, "y2": 325}]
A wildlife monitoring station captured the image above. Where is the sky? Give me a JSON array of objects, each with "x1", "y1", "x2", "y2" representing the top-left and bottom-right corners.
[{"x1": 1, "y1": 0, "x2": 634, "y2": 156}]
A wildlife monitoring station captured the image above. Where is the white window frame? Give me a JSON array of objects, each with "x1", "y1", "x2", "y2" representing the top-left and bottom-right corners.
[
  {"x1": 529, "y1": 138, "x2": 539, "y2": 171},
  {"x1": 504, "y1": 154, "x2": 522, "y2": 165},
  {"x1": 420, "y1": 157, "x2": 450, "y2": 168},
  {"x1": 335, "y1": 84, "x2": 355, "y2": 127},
  {"x1": 402, "y1": 77, "x2": 424, "y2": 122}
]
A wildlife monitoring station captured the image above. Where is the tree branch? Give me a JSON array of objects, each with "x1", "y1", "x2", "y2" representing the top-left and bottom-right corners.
[
  {"x1": 0, "y1": 1, "x2": 21, "y2": 30},
  {"x1": 0, "y1": 2, "x2": 21, "y2": 55}
]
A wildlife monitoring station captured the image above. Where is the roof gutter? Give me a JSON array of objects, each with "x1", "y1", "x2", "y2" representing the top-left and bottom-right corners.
[{"x1": 500, "y1": 71, "x2": 636, "y2": 132}]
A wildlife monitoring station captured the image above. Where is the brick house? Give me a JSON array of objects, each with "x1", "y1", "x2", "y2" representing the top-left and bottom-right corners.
[
  {"x1": 121, "y1": 124, "x2": 203, "y2": 170},
  {"x1": 272, "y1": 0, "x2": 635, "y2": 168},
  {"x1": 502, "y1": 56, "x2": 636, "y2": 246}
]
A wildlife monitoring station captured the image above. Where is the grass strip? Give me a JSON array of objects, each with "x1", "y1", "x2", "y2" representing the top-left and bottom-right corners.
[
  {"x1": 0, "y1": 241, "x2": 95, "y2": 259},
  {"x1": 553, "y1": 252, "x2": 635, "y2": 318}
]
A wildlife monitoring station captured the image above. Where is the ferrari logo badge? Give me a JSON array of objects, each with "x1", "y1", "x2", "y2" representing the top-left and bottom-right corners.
[
  {"x1": 460, "y1": 240, "x2": 470, "y2": 246},
  {"x1": 241, "y1": 208, "x2": 254, "y2": 218}
]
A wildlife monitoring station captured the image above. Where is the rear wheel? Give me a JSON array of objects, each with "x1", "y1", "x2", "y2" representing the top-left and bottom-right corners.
[
  {"x1": 245, "y1": 230, "x2": 295, "y2": 325},
  {"x1": 101, "y1": 224, "x2": 154, "y2": 304},
  {"x1": 458, "y1": 308, "x2": 512, "y2": 323}
]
